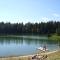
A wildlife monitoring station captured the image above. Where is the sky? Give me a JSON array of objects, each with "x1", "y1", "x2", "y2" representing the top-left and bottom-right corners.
[{"x1": 0, "y1": 0, "x2": 60, "y2": 24}]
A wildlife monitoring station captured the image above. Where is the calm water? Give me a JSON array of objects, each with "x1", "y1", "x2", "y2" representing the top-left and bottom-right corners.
[{"x1": 0, "y1": 35, "x2": 60, "y2": 57}]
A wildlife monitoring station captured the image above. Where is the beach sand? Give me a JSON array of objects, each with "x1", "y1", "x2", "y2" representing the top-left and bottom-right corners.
[{"x1": 0, "y1": 50, "x2": 60, "y2": 60}]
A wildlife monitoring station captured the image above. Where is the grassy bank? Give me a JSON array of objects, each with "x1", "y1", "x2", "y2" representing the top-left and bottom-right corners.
[
  {"x1": 47, "y1": 50, "x2": 60, "y2": 60},
  {"x1": 48, "y1": 34, "x2": 60, "y2": 40}
]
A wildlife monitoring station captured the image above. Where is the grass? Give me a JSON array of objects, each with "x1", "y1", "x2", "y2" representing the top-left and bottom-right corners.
[
  {"x1": 47, "y1": 50, "x2": 60, "y2": 60},
  {"x1": 49, "y1": 34, "x2": 60, "y2": 40}
]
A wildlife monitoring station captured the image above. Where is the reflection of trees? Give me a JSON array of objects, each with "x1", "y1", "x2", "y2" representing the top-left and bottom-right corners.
[
  {"x1": 0, "y1": 37, "x2": 60, "y2": 47},
  {"x1": 0, "y1": 37, "x2": 24, "y2": 45},
  {"x1": 24, "y1": 38, "x2": 32, "y2": 45},
  {"x1": 23, "y1": 38, "x2": 45, "y2": 45},
  {"x1": 58, "y1": 41, "x2": 60, "y2": 48}
]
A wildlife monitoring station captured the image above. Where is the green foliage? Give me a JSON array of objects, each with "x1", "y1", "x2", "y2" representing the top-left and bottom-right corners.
[
  {"x1": 49, "y1": 34, "x2": 60, "y2": 40},
  {"x1": 0, "y1": 21, "x2": 60, "y2": 35}
]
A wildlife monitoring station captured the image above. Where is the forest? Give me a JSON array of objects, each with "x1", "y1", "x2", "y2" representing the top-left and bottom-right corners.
[{"x1": 0, "y1": 21, "x2": 60, "y2": 35}]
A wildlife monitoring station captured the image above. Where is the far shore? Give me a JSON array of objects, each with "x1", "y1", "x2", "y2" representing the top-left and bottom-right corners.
[
  {"x1": 0, "y1": 34, "x2": 60, "y2": 41},
  {"x1": 0, "y1": 35, "x2": 48, "y2": 40},
  {"x1": 0, "y1": 50, "x2": 60, "y2": 60}
]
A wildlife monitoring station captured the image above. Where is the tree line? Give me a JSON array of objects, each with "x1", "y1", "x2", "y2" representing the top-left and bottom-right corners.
[{"x1": 0, "y1": 21, "x2": 60, "y2": 35}]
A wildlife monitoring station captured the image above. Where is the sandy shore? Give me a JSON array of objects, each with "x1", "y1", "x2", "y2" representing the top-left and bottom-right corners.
[{"x1": 0, "y1": 50, "x2": 60, "y2": 60}]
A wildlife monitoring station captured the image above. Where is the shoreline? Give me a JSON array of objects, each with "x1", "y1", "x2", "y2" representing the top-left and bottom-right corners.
[{"x1": 0, "y1": 50, "x2": 60, "y2": 60}]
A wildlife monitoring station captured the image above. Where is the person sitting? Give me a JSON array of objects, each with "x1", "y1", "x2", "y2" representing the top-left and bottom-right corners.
[{"x1": 43, "y1": 45, "x2": 46, "y2": 51}]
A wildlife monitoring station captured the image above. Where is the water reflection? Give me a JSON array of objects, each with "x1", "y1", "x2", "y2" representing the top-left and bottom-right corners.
[
  {"x1": 0, "y1": 36, "x2": 60, "y2": 45},
  {"x1": 0, "y1": 36, "x2": 60, "y2": 56},
  {"x1": 0, "y1": 37, "x2": 23, "y2": 45}
]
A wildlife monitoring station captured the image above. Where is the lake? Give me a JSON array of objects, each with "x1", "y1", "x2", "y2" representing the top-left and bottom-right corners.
[{"x1": 0, "y1": 35, "x2": 60, "y2": 57}]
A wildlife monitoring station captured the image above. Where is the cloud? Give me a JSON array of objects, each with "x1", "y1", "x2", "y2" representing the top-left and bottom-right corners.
[
  {"x1": 40, "y1": 17, "x2": 50, "y2": 22},
  {"x1": 52, "y1": 13, "x2": 60, "y2": 17}
]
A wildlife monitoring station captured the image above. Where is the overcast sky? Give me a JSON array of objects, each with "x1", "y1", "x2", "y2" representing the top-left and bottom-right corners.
[{"x1": 0, "y1": 0, "x2": 60, "y2": 23}]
